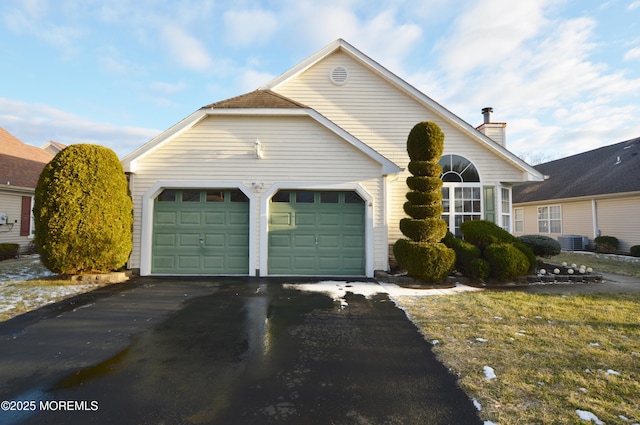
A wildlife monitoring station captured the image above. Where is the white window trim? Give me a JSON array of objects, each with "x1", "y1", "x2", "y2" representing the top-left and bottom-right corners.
[
  {"x1": 514, "y1": 207, "x2": 524, "y2": 233},
  {"x1": 537, "y1": 205, "x2": 562, "y2": 234},
  {"x1": 500, "y1": 187, "x2": 511, "y2": 232}
]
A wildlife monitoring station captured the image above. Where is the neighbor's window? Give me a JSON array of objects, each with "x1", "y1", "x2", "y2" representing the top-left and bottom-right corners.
[
  {"x1": 514, "y1": 208, "x2": 524, "y2": 233},
  {"x1": 537, "y1": 205, "x2": 561, "y2": 233}
]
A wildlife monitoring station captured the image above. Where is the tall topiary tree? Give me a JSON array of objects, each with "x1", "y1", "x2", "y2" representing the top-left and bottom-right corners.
[
  {"x1": 34, "y1": 144, "x2": 133, "y2": 275},
  {"x1": 393, "y1": 121, "x2": 455, "y2": 284}
]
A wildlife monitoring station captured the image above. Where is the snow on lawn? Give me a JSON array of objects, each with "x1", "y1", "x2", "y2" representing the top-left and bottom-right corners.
[
  {"x1": 0, "y1": 257, "x2": 100, "y2": 321},
  {"x1": 284, "y1": 280, "x2": 482, "y2": 308}
]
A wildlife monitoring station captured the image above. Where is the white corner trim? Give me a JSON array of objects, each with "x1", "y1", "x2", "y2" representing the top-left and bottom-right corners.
[{"x1": 139, "y1": 181, "x2": 256, "y2": 276}]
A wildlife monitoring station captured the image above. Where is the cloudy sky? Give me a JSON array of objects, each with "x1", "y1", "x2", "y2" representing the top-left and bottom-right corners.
[{"x1": 1, "y1": 0, "x2": 639, "y2": 163}]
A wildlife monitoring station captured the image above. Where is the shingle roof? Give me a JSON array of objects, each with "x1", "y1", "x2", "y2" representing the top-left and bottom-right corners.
[
  {"x1": 0, "y1": 127, "x2": 54, "y2": 188},
  {"x1": 201, "y1": 89, "x2": 309, "y2": 109},
  {"x1": 513, "y1": 136, "x2": 640, "y2": 203}
]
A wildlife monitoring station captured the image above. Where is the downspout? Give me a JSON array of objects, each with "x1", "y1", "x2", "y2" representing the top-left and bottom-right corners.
[{"x1": 591, "y1": 199, "x2": 598, "y2": 240}]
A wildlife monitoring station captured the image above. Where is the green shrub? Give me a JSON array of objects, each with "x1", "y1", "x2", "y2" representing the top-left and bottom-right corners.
[
  {"x1": 517, "y1": 235, "x2": 561, "y2": 257},
  {"x1": 403, "y1": 203, "x2": 444, "y2": 220},
  {"x1": 514, "y1": 240, "x2": 537, "y2": 274},
  {"x1": 460, "y1": 220, "x2": 515, "y2": 250},
  {"x1": 468, "y1": 258, "x2": 490, "y2": 282},
  {"x1": 393, "y1": 239, "x2": 455, "y2": 283},
  {"x1": 400, "y1": 218, "x2": 448, "y2": 243},
  {"x1": 407, "y1": 161, "x2": 442, "y2": 176},
  {"x1": 594, "y1": 236, "x2": 619, "y2": 254},
  {"x1": 393, "y1": 121, "x2": 455, "y2": 284},
  {"x1": 34, "y1": 144, "x2": 133, "y2": 275},
  {"x1": 484, "y1": 243, "x2": 530, "y2": 281},
  {"x1": 0, "y1": 243, "x2": 19, "y2": 261},
  {"x1": 631, "y1": 245, "x2": 640, "y2": 257}
]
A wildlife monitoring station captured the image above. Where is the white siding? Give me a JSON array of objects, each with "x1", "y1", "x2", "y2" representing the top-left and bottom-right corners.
[
  {"x1": 0, "y1": 190, "x2": 33, "y2": 253},
  {"x1": 274, "y1": 51, "x2": 527, "y2": 241},
  {"x1": 596, "y1": 196, "x2": 640, "y2": 252},
  {"x1": 129, "y1": 115, "x2": 387, "y2": 273}
]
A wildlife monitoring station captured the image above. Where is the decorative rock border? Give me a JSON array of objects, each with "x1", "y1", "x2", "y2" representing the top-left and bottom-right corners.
[{"x1": 58, "y1": 270, "x2": 132, "y2": 284}]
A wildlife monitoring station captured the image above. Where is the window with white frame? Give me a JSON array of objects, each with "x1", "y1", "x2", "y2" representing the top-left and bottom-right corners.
[
  {"x1": 514, "y1": 208, "x2": 524, "y2": 233},
  {"x1": 439, "y1": 154, "x2": 481, "y2": 237},
  {"x1": 501, "y1": 188, "x2": 511, "y2": 231},
  {"x1": 537, "y1": 205, "x2": 561, "y2": 233}
]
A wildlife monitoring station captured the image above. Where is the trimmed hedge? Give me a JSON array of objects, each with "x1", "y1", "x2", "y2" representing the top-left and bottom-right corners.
[
  {"x1": 400, "y1": 218, "x2": 448, "y2": 243},
  {"x1": 406, "y1": 176, "x2": 444, "y2": 193},
  {"x1": 408, "y1": 161, "x2": 442, "y2": 177},
  {"x1": 393, "y1": 239, "x2": 455, "y2": 283},
  {"x1": 406, "y1": 122, "x2": 445, "y2": 161},
  {"x1": 517, "y1": 234, "x2": 561, "y2": 257},
  {"x1": 460, "y1": 219, "x2": 516, "y2": 250},
  {"x1": 0, "y1": 243, "x2": 19, "y2": 261},
  {"x1": 34, "y1": 144, "x2": 133, "y2": 274},
  {"x1": 403, "y1": 203, "x2": 444, "y2": 220},
  {"x1": 594, "y1": 235, "x2": 619, "y2": 254},
  {"x1": 631, "y1": 245, "x2": 640, "y2": 257},
  {"x1": 485, "y1": 243, "x2": 531, "y2": 281}
]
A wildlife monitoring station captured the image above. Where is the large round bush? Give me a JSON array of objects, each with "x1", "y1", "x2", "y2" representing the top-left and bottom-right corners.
[
  {"x1": 517, "y1": 235, "x2": 561, "y2": 257},
  {"x1": 393, "y1": 239, "x2": 455, "y2": 283},
  {"x1": 484, "y1": 243, "x2": 530, "y2": 281},
  {"x1": 34, "y1": 144, "x2": 133, "y2": 274},
  {"x1": 460, "y1": 220, "x2": 515, "y2": 250}
]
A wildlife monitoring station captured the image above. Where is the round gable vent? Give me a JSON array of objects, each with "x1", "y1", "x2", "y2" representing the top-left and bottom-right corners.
[{"x1": 329, "y1": 66, "x2": 349, "y2": 85}]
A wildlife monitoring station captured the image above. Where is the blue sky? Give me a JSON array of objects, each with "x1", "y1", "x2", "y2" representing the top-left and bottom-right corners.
[{"x1": 1, "y1": 0, "x2": 639, "y2": 163}]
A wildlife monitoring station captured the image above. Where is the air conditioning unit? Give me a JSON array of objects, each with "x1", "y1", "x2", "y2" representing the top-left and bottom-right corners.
[{"x1": 557, "y1": 235, "x2": 589, "y2": 251}]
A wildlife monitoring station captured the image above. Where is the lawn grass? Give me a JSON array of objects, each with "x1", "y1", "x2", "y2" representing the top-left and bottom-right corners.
[
  {"x1": 547, "y1": 252, "x2": 640, "y2": 278},
  {"x1": 0, "y1": 279, "x2": 102, "y2": 322},
  {"x1": 394, "y1": 291, "x2": 640, "y2": 424}
]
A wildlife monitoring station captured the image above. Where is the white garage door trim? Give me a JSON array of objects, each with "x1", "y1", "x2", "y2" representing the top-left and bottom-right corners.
[
  {"x1": 140, "y1": 181, "x2": 257, "y2": 276},
  {"x1": 260, "y1": 182, "x2": 374, "y2": 277}
]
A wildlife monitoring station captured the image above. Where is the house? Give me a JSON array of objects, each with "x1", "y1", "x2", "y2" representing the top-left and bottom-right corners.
[
  {"x1": 512, "y1": 137, "x2": 640, "y2": 253},
  {"x1": 122, "y1": 39, "x2": 543, "y2": 277},
  {"x1": 0, "y1": 128, "x2": 59, "y2": 254}
]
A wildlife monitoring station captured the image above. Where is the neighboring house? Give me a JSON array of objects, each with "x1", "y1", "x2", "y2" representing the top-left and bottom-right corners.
[
  {"x1": 122, "y1": 39, "x2": 543, "y2": 277},
  {"x1": 41, "y1": 140, "x2": 66, "y2": 157},
  {"x1": 512, "y1": 137, "x2": 640, "y2": 253},
  {"x1": 0, "y1": 128, "x2": 60, "y2": 253}
]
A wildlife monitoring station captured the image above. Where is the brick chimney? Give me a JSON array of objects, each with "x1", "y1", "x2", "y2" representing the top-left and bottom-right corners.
[{"x1": 476, "y1": 107, "x2": 506, "y2": 147}]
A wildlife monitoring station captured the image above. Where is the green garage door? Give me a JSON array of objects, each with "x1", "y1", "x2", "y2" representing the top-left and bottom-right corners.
[
  {"x1": 152, "y1": 189, "x2": 249, "y2": 274},
  {"x1": 268, "y1": 190, "x2": 365, "y2": 275}
]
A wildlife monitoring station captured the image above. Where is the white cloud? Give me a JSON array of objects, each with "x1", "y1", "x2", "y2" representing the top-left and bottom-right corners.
[
  {"x1": 161, "y1": 24, "x2": 214, "y2": 71},
  {"x1": 434, "y1": 0, "x2": 552, "y2": 75},
  {"x1": 239, "y1": 70, "x2": 276, "y2": 92},
  {"x1": 150, "y1": 81, "x2": 187, "y2": 95},
  {"x1": 0, "y1": 98, "x2": 159, "y2": 158},
  {"x1": 629, "y1": 1, "x2": 640, "y2": 10},
  {"x1": 223, "y1": 9, "x2": 278, "y2": 46},
  {"x1": 624, "y1": 46, "x2": 640, "y2": 61}
]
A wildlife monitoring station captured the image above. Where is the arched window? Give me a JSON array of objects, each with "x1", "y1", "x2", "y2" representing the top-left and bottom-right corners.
[{"x1": 438, "y1": 155, "x2": 481, "y2": 236}]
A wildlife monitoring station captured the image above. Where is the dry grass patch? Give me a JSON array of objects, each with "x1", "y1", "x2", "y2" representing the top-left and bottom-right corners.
[
  {"x1": 395, "y1": 291, "x2": 640, "y2": 424},
  {"x1": 0, "y1": 279, "x2": 103, "y2": 322}
]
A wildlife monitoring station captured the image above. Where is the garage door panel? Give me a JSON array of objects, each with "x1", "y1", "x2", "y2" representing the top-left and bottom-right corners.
[
  {"x1": 180, "y1": 212, "x2": 201, "y2": 225},
  {"x1": 154, "y1": 234, "x2": 176, "y2": 247},
  {"x1": 318, "y1": 213, "x2": 340, "y2": 226},
  {"x1": 269, "y1": 190, "x2": 365, "y2": 275},
  {"x1": 319, "y1": 235, "x2": 340, "y2": 248},
  {"x1": 178, "y1": 256, "x2": 200, "y2": 269},
  {"x1": 343, "y1": 235, "x2": 364, "y2": 248},
  {"x1": 269, "y1": 233, "x2": 291, "y2": 247},
  {"x1": 271, "y1": 213, "x2": 291, "y2": 225},
  {"x1": 343, "y1": 213, "x2": 364, "y2": 226},
  {"x1": 295, "y1": 212, "x2": 316, "y2": 226},
  {"x1": 205, "y1": 234, "x2": 225, "y2": 247},
  {"x1": 294, "y1": 234, "x2": 316, "y2": 248},
  {"x1": 152, "y1": 189, "x2": 249, "y2": 274},
  {"x1": 204, "y1": 212, "x2": 225, "y2": 225}
]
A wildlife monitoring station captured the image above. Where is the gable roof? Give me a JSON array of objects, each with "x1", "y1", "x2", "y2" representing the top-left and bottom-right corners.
[
  {"x1": 121, "y1": 91, "x2": 401, "y2": 175},
  {"x1": 513, "y1": 136, "x2": 640, "y2": 203},
  {"x1": 261, "y1": 39, "x2": 544, "y2": 183},
  {"x1": 202, "y1": 89, "x2": 309, "y2": 109},
  {"x1": 0, "y1": 127, "x2": 54, "y2": 189}
]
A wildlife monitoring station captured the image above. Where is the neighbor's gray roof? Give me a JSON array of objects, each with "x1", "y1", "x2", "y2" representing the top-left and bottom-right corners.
[{"x1": 513, "y1": 136, "x2": 640, "y2": 203}]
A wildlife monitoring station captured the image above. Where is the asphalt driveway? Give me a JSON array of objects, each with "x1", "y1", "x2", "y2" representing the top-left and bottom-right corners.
[{"x1": 0, "y1": 277, "x2": 481, "y2": 424}]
